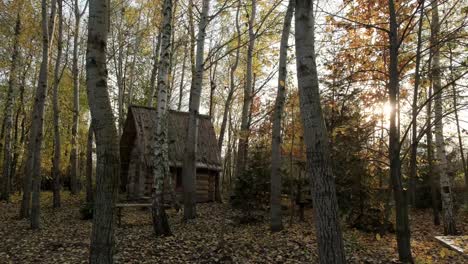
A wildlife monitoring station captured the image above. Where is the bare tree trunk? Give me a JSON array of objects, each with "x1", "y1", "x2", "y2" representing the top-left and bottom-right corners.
[
  {"x1": 70, "y1": 0, "x2": 84, "y2": 195},
  {"x1": 448, "y1": 46, "x2": 467, "y2": 206},
  {"x1": 430, "y1": 0, "x2": 457, "y2": 235},
  {"x1": 236, "y1": 0, "x2": 256, "y2": 178},
  {"x1": 52, "y1": 0, "x2": 64, "y2": 208},
  {"x1": 387, "y1": 0, "x2": 413, "y2": 261},
  {"x1": 208, "y1": 61, "x2": 218, "y2": 117},
  {"x1": 178, "y1": 42, "x2": 188, "y2": 110},
  {"x1": 409, "y1": 0, "x2": 425, "y2": 206},
  {"x1": 126, "y1": 18, "x2": 142, "y2": 107},
  {"x1": 182, "y1": 0, "x2": 210, "y2": 220},
  {"x1": 86, "y1": 122, "x2": 94, "y2": 204},
  {"x1": 87, "y1": 0, "x2": 120, "y2": 262},
  {"x1": 25, "y1": 0, "x2": 49, "y2": 229},
  {"x1": 294, "y1": 1, "x2": 346, "y2": 263},
  {"x1": 218, "y1": 3, "x2": 241, "y2": 151},
  {"x1": 151, "y1": 0, "x2": 173, "y2": 236},
  {"x1": 270, "y1": 0, "x2": 294, "y2": 233},
  {"x1": 426, "y1": 82, "x2": 441, "y2": 226},
  {"x1": 1, "y1": 10, "x2": 21, "y2": 203},
  {"x1": 11, "y1": 63, "x2": 29, "y2": 197}
]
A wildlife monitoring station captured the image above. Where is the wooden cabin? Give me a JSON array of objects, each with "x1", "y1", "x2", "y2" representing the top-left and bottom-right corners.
[{"x1": 120, "y1": 106, "x2": 222, "y2": 202}]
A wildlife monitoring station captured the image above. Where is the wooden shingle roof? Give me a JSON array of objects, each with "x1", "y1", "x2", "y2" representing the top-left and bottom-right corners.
[{"x1": 120, "y1": 106, "x2": 222, "y2": 173}]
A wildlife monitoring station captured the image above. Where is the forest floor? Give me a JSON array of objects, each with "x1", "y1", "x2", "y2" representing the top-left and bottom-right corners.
[{"x1": 0, "y1": 192, "x2": 467, "y2": 264}]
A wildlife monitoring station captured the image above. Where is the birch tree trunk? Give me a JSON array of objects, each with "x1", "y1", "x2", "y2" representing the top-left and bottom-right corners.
[
  {"x1": 182, "y1": 0, "x2": 209, "y2": 220},
  {"x1": 409, "y1": 0, "x2": 424, "y2": 206},
  {"x1": 270, "y1": 0, "x2": 294, "y2": 232},
  {"x1": 151, "y1": 0, "x2": 173, "y2": 236},
  {"x1": 294, "y1": 1, "x2": 345, "y2": 263},
  {"x1": 52, "y1": 0, "x2": 64, "y2": 208},
  {"x1": 387, "y1": 0, "x2": 412, "y2": 261},
  {"x1": 1, "y1": 10, "x2": 21, "y2": 203},
  {"x1": 218, "y1": 1, "x2": 241, "y2": 152},
  {"x1": 236, "y1": 0, "x2": 256, "y2": 178},
  {"x1": 27, "y1": 0, "x2": 49, "y2": 229},
  {"x1": 147, "y1": 32, "x2": 162, "y2": 107},
  {"x1": 87, "y1": 0, "x2": 120, "y2": 262},
  {"x1": 430, "y1": 0, "x2": 457, "y2": 235}
]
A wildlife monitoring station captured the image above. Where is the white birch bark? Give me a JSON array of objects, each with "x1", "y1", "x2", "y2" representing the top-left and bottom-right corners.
[{"x1": 430, "y1": 0, "x2": 457, "y2": 235}]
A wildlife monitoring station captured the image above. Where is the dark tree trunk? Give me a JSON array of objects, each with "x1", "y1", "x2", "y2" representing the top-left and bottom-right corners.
[
  {"x1": 409, "y1": 0, "x2": 425, "y2": 206},
  {"x1": 388, "y1": 0, "x2": 413, "y2": 262},
  {"x1": 1, "y1": 10, "x2": 21, "y2": 202},
  {"x1": 426, "y1": 83, "x2": 441, "y2": 226}
]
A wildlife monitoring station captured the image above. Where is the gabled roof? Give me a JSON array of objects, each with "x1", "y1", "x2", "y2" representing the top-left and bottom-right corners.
[{"x1": 120, "y1": 106, "x2": 222, "y2": 172}]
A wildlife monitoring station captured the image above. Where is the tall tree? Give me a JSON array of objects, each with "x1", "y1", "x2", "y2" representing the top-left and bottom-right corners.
[
  {"x1": 87, "y1": 0, "x2": 120, "y2": 262},
  {"x1": 270, "y1": 0, "x2": 294, "y2": 232},
  {"x1": 426, "y1": 79, "x2": 441, "y2": 226},
  {"x1": 448, "y1": 45, "x2": 468, "y2": 205},
  {"x1": 151, "y1": 0, "x2": 173, "y2": 236},
  {"x1": 294, "y1": 1, "x2": 346, "y2": 263},
  {"x1": 236, "y1": 0, "x2": 257, "y2": 178},
  {"x1": 182, "y1": 0, "x2": 210, "y2": 220},
  {"x1": 218, "y1": 1, "x2": 241, "y2": 151},
  {"x1": 387, "y1": 0, "x2": 412, "y2": 261},
  {"x1": 408, "y1": 0, "x2": 425, "y2": 206},
  {"x1": 70, "y1": 0, "x2": 88, "y2": 195},
  {"x1": 23, "y1": 0, "x2": 49, "y2": 229},
  {"x1": 177, "y1": 41, "x2": 188, "y2": 111},
  {"x1": 1, "y1": 7, "x2": 22, "y2": 203},
  {"x1": 430, "y1": 0, "x2": 457, "y2": 235},
  {"x1": 52, "y1": 0, "x2": 64, "y2": 208}
]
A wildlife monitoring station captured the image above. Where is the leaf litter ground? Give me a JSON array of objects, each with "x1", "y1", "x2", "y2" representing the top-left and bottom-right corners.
[{"x1": 0, "y1": 192, "x2": 466, "y2": 263}]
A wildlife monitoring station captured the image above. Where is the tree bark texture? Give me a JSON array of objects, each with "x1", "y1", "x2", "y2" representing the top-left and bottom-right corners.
[
  {"x1": 151, "y1": 0, "x2": 173, "y2": 236},
  {"x1": 87, "y1": 0, "x2": 120, "y2": 262},
  {"x1": 52, "y1": 0, "x2": 63, "y2": 208},
  {"x1": 1, "y1": 10, "x2": 21, "y2": 203},
  {"x1": 270, "y1": 0, "x2": 294, "y2": 233},
  {"x1": 409, "y1": 0, "x2": 424, "y2": 206},
  {"x1": 430, "y1": 0, "x2": 457, "y2": 235},
  {"x1": 388, "y1": 0, "x2": 413, "y2": 262},
  {"x1": 182, "y1": 0, "x2": 210, "y2": 220},
  {"x1": 294, "y1": 1, "x2": 346, "y2": 263},
  {"x1": 236, "y1": 0, "x2": 256, "y2": 178}
]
